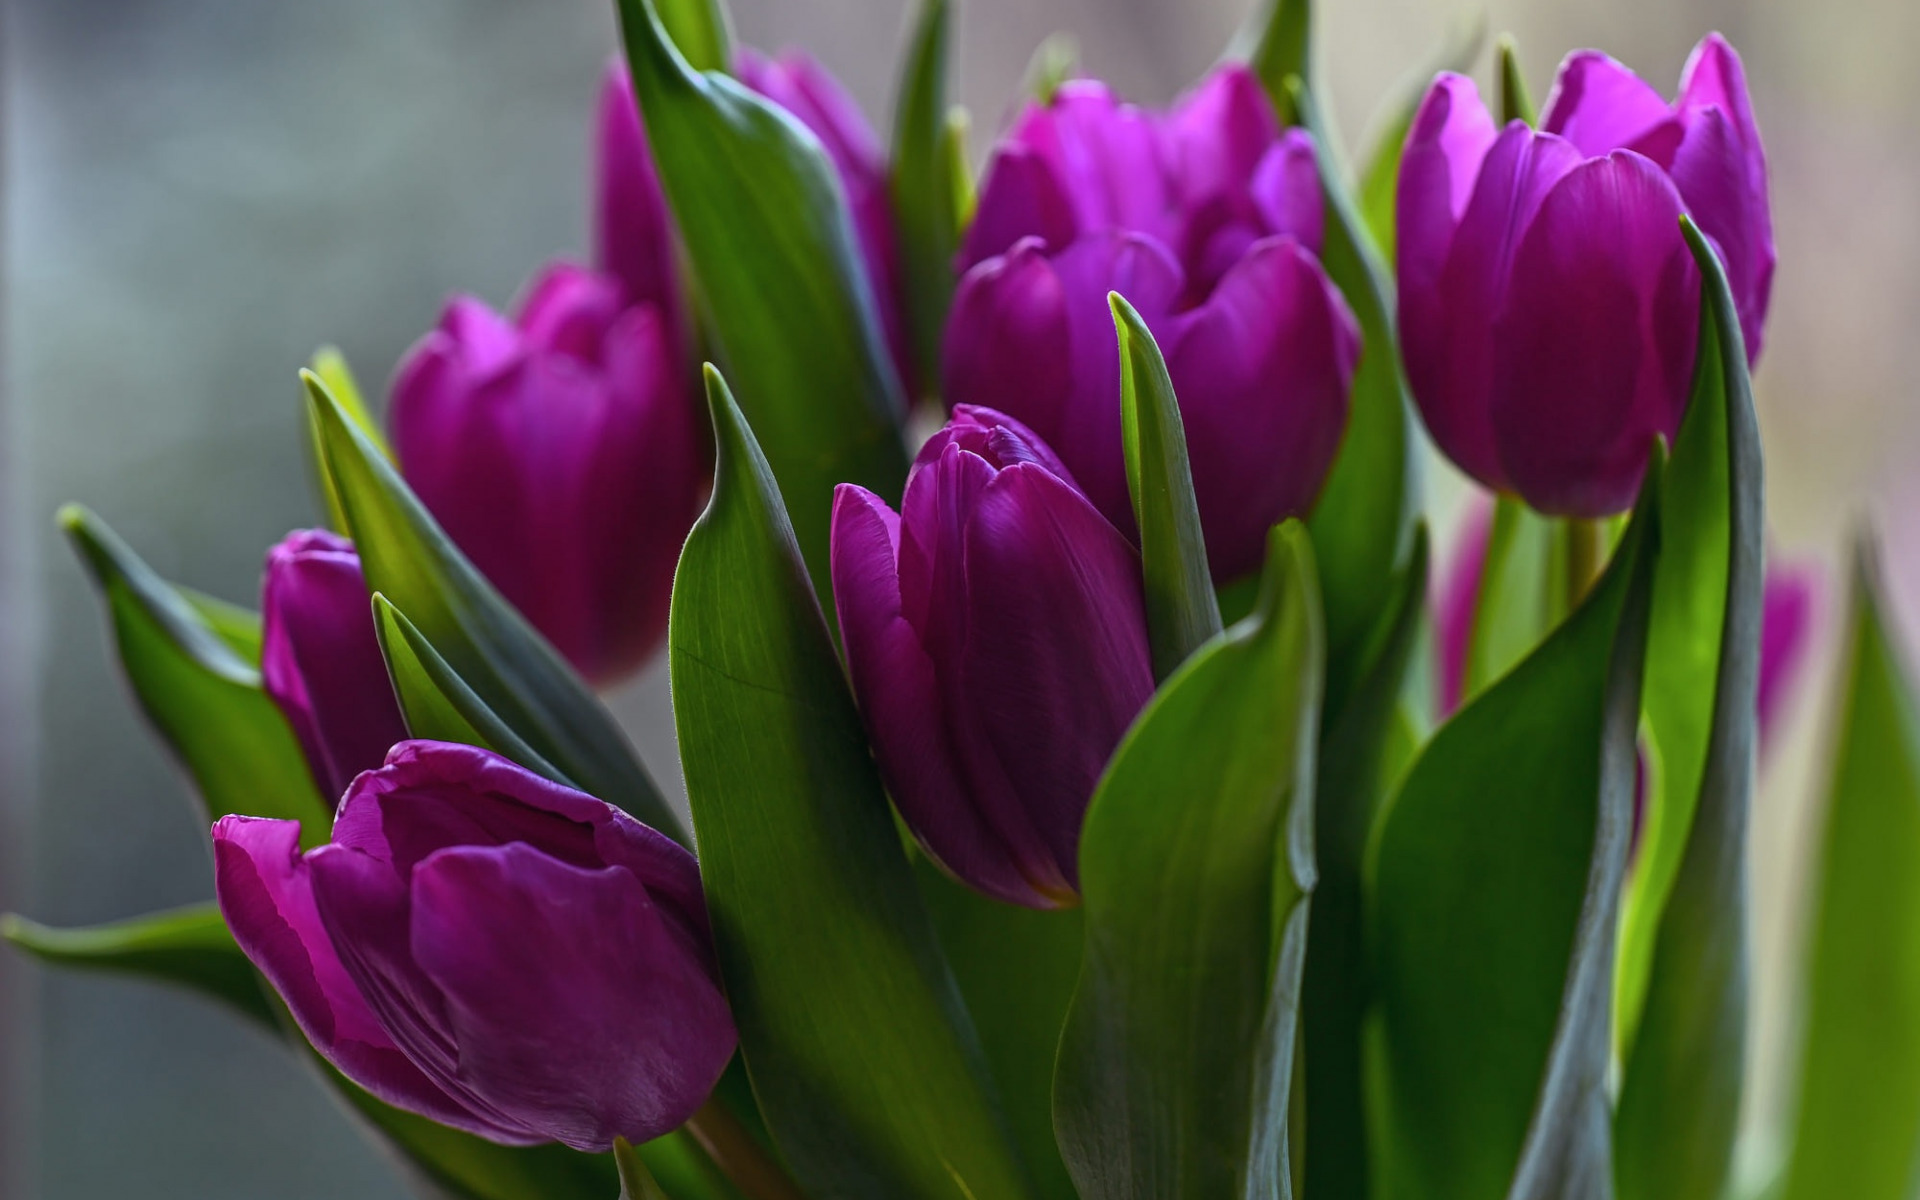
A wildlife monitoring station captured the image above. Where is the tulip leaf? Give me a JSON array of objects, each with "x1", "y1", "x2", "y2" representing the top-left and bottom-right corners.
[
  {"x1": 306, "y1": 346, "x2": 387, "y2": 535},
  {"x1": 917, "y1": 862, "x2": 1085, "y2": 1200},
  {"x1": 59, "y1": 505, "x2": 335, "y2": 844},
  {"x1": 1775, "y1": 549, "x2": 1920, "y2": 1200},
  {"x1": 1496, "y1": 35, "x2": 1537, "y2": 126},
  {"x1": 1055, "y1": 521, "x2": 1323, "y2": 1200},
  {"x1": 3, "y1": 904, "x2": 276, "y2": 1029},
  {"x1": 616, "y1": 1139, "x2": 671, "y2": 1200},
  {"x1": 616, "y1": 0, "x2": 909, "y2": 612},
  {"x1": 1355, "y1": 16, "x2": 1486, "y2": 261},
  {"x1": 181, "y1": 587, "x2": 265, "y2": 663},
  {"x1": 1246, "y1": 0, "x2": 1311, "y2": 125},
  {"x1": 1369, "y1": 458, "x2": 1660, "y2": 1200},
  {"x1": 1282, "y1": 77, "x2": 1420, "y2": 682},
  {"x1": 1462, "y1": 496, "x2": 1557, "y2": 704},
  {"x1": 889, "y1": 0, "x2": 959, "y2": 400},
  {"x1": 369, "y1": 594, "x2": 573, "y2": 787},
  {"x1": 1298, "y1": 526, "x2": 1429, "y2": 1200},
  {"x1": 670, "y1": 367, "x2": 1034, "y2": 1200},
  {"x1": 1612, "y1": 220, "x2": 1765, "y2": 1200},
  {"x1": 1113, "y1": 293, "x2": 1223, "y2": 681},
  {"x1": 304, "y1": 373, "x2": 683, "y2": 844},
  {"x1": 652, "y1": 0, "x2": 732, "y2": 75}
]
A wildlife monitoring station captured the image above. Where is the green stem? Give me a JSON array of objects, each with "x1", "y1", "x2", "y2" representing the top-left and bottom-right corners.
[{"x1": 684, "y1": 1098, "x2": 809, "y2": 1200}]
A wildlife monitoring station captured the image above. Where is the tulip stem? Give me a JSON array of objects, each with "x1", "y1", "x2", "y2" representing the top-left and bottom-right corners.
[
  {"x1": 684, "y1": 1098, "x2": 809, "y2": 1200},
  {"x1": 1561, "y1": 517, "x2": 1605, "y2": 612}
]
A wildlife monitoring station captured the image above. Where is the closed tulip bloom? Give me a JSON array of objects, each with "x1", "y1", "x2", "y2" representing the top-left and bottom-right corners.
[
  {"x1": 390, "y1": 261, "x2": 707, "y2": 685},
  {"x1": 830, "y1": 406, "x2": 1154, "y2": 908},
  {"x1": 1397, "y1": 34, "x2": 1772, "y2": 516},
  {"x1": 213, "y1": 741, "x2": 734, "y2": 1151},
  {"x1": 595, "y1": 62, "x2": 688, "y2": 353},
  {"x1": 261, "y1": 529, "x2": 406, "y2": 805},
  {"x1": 946, "y1": 65, "x2": 1359, "y2": 581}
]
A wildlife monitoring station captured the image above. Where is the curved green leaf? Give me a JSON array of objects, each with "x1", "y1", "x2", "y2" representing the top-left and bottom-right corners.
[
  {"x1": 1369, "y1": 463, "x2": 1661, "y2": 1200},
  {"x1": 889, "y1": 0, "x2": 958, "y2": 399},
  {"x1": 1055, "y1": 522, "x2": 1323, "y2": 1200},
  {"x1": 670, "y1": 367, "x2": 1032, "y2": 1200},
  {"x1": 1246, "y1": 0, "x2": 1311, "y2": 125},
  {"x1": 1496, "y1": 35, "x2": 1536, "y2": 126},
  {"x1": 1777, "y1": 550, "x2": 1920, "y2": 1200},
  {"x1": 1298, "y1": 526, "x2": 1429, "y2": 1200},
  {"x1": 1114, "y1": 293, "x2": 1222, "y2": 680},
  {"x1": 1613, "y1": 219, "x2": 1765, "y2": 1200},
  {"x1": 3, "y1": 905, "x2": 275, "y2": 1028},
  {"x1": 304, "y1": 374, "x2": 681, "y2": 843},
  {"x1": 1282, "y1": 78, "x2": 1420, "y2": 677},
  {"x1": 653, "y1": 0, "x2": 732, "y2": 74},
  {"x1": 1462, "y1": 497, "x2": 1556, "y2": 704},
  {"x1": 60, "y1": 505, "x2": 334, "y2": 843},
  {"x1": 306, "y1": 346, "x2": 387, "y2": 534},
  {"x1": 616, "y1": 0, "x2": 909, "y2": 609}
]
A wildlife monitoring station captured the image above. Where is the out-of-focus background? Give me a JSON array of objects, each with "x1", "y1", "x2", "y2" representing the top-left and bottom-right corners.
[{"x1": 1, "y1": 0, "x2": 1914, "y2": 1195}]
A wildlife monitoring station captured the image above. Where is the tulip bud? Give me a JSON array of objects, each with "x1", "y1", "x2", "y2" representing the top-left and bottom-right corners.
[
  {"x1": 595, "y1": 62, "x2": 687, "y2": 352},
  {"x1": 1397, "y1": 35, "x2": 1772, "y2": 517},
  {"x1": 261, "y1": 530, "x2": 406, "y2": 805},
  {"x1": 830, "y1": 406, "x2": 1154, "y2": 908},
  {"x1": 213, "y1": 741, "x2": 734, "y2": 1151},
  {"x1": 389, "y1": 262, "x2": 708, "y2": 686},
  {"x1": 945, "y1": 66, "x2": 1359, "y2": 582}
]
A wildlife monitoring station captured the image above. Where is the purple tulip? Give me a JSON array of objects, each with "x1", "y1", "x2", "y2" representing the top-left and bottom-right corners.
[
  {"x1": 389, "y1": 261, "x2": 707, "y2": 686},
  {"x1": 213, "y1": 741, "x2": 734, "y2": 1151},
  {"x1": 261, "y1": 529, "x2": 407, "y2": 805},
  {"x1": 830, "y1": 406, "x2": 1154, "y2": 908},
  {"x1": 1397, "y1": 34, "x2": 1772, "y2": 517},
  {"x1": 945, "y1": 65, "x2": 1359, "y2": 582},
  {"x1": 595, "y1": 61, "x2": 688, "y2": 355},
  {"x1": 733, "y1": 46, "x2": 914, "y2": 396}
]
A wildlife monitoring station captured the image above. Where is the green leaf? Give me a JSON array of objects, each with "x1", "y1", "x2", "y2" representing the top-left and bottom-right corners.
[
  {"x1": 616, "y1": 1138, "x2": 672, "y2": 1200},
  {"x1": 1496, "y1": 35, "x2": 1537, "y2": 126},
  {"x1": 1055, "y1": 522, "x2": 1323, "y2": 1199},
  {"x1": 1282, "y1": 78, "x2": 1420, "y2": 678},
  {"x1": 60, "y1": 505, "x2": 335, "y2": 843},
  {"x1": 1613, "y1": 219, "x2": 1765, "y2": 1200},
  {"x1": 369, "y1": 594, "x2": 572, "y2": 785},
  {"x1": 1776, "y1": 550, "x2": 1920, "y2": 1200},
  {"x1": 1022, "y1": 34, "x2": 1079, "y2": 106},
  {"x1": 307, "y1": 346, "x2": 388, "y2": 534},
  {"x1": 889, "y1": 0, "x2": 958, "y2": 399},
  {"x1": 304, "y1": 373, "x2": 683, "y2": 844},
  {"x1": 917, "y1": 861, "x2": 1084, "y2": 1200},
  {"x1": 1354, "y1": 16, "x2": 1486, "y2": 261},
  {"x1": 1368, "y1": 460, "x2": 1661, "y2": 1200},
  {"x1": 1461, "y1": 496, "x2": 1556, "y2": 704},
  {"x1": 1113, "y1": 293, "x2": 1222, "y2": 680},
  {"x1": 3, "y1": 904, "x2": 275, "y2": 1029},
  {"x1": 1246, "y1": 0, "x2": 1311, "y2": 125},
  {"x1": 1298, "y1": 527, "x2": 1430, "y2": 1200},
  {"x1": 669, "y1": 367, "x2": 1032, "y2": 1200},
  {"x1": 616, "y1": 0, "x2": 909, "y2": 610},
  {"x1": 181, "y1": 588, "x2": 266, "y2": 663},
  {"x1": 653, "y1": 0, "x2": 732, "y2": 74}
]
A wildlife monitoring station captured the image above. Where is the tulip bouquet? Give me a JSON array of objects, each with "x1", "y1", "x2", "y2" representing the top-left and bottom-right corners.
[{"x1": 11, "y1": 0, "x2": 1920, "y2": 1197}]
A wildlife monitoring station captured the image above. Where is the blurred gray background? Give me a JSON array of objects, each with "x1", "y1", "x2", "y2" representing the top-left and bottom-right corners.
[{"x1": 2, "y1": 0, "x2": 1914, "y2": 1195}]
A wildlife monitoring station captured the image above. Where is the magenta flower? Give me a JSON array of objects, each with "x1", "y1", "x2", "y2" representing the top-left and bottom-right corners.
[
  {"x1": 389, "y1": 261, "x2": 707, "y2": 686},
  {"x1": 1397, "y1": 34, "x2": 1772, "y2": 517},
  {"x1": 830, "y1": 407, "x2": 1154, "y2": 908},
  {"x1": 595, "y1": 61, "x2": 688, "y2": 355},
  {"x1": 945, "y1": 65, "x2": 1358, "y2": 582},
  {"x1": 213, "y1": 741, "x2": 734, "y2": 1151},
  {"x1": 261, "y1": 530, "x2": 406, "y2": 805}
]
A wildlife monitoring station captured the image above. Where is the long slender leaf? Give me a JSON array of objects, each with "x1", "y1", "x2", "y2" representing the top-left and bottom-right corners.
[
  {"x1": 3, "y1": 905, "x2": 274, "y2": 1028},
  {"x1": 1369, "y1": 460, "x2": 1661, "y2": 1200},
  {"x1": 1463, "y1": 497, "x2": 1557, "y2": 704},
  {"x1": 1776, "y1": 549, "x2": 1920, "y2": 1200},
  {"x1": 306, "y1": 346, "x2": 388, "y2": 534},
  {"x1": 653, "y1": 0, "x2": 732, "y2": 74},
  {"x1": 670, "y1": 367, "x2": 1032, "y2": 1200},
  {"x1": 616, "y1": 0, "x2": 909, "y2": 610},
  {"x1": 1055, "y1": 522, "x2": 1323, "y2": 1199},
  {"x1": 1298, "y1": 527, "x2": 1429, "y2": 1200},
  {"x1": 60, "y1": 505, "x2": 334, "y2": 843},
  {"x1": 1246, "y1": 0, "x2": 1311, "y2": 125},
  {"x1": 1613, "y1": 220, "x2": 1765, "y2": 1200},
  {"x1": 889, "y1": 0, "x2": 958, "y2": 399},
  {"x1": 1114, "y1": 293, "x2": 1222, "y2": 680},
  {"x1": 304, "y1": 373, "x2": 682, "y2": 844},
  {"x1": 1496, "y1": 36, "x2": 1537, "y2": 126}
]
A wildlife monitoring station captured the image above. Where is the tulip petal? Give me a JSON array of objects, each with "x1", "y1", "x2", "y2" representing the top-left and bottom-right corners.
[
  {"x1": 1677, "y1": 33, "x2": 1761, "y2": 154},
  {"x1": 943, "y1": 241, "x2": 1076, "y2": 477},
  {"x1": 211, "y1": 816, "x2": 521, "y2": 1140},
  {"x1": 516, "y1": 262, "x2": 627, "y2": 362},
  {"x1": 1759, "y1": 565, "x2": 1817, "y2": 749},
  {"x1": 1667, "y1": 104, "x2": 1772, "y2": 362},
  {"x1": 1541, "y1": 51, "x2": 1683, "y2": 162},
  {"x1": 1491, "y1": 151, "x2": 1700, "y2": 515},
  {"x1": 1163, "y1": 236, "x2": 1359, "y2": 580},
  {"x1": 959, "y1": 147, "x2": 1082, "y2": 271},
  {"x1": 1250, "y1": 128, "x2": 1325, "y2": 253},
  {"x1": 409, "y1": 843, "x2": 736, "y2": 1152},
  {"x1": 1008, "y1": 81, "x2": 1174, "y2": 245},
  {"x1": 596, "y1": 62, "x2": 683, "y2": 323},
  {"x1": 958, "y1": 462, "x2": 1155, "y2": 893},
  {"x1": 1411, "y1": 123, "x2": 1583, "y2": 491},
  {"x1": 830, "y1": 485, "x2": 1052, "y2": 906},
  {"x1": 1164, "y1": 65, "x2": 1281, "y2": 213}
]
